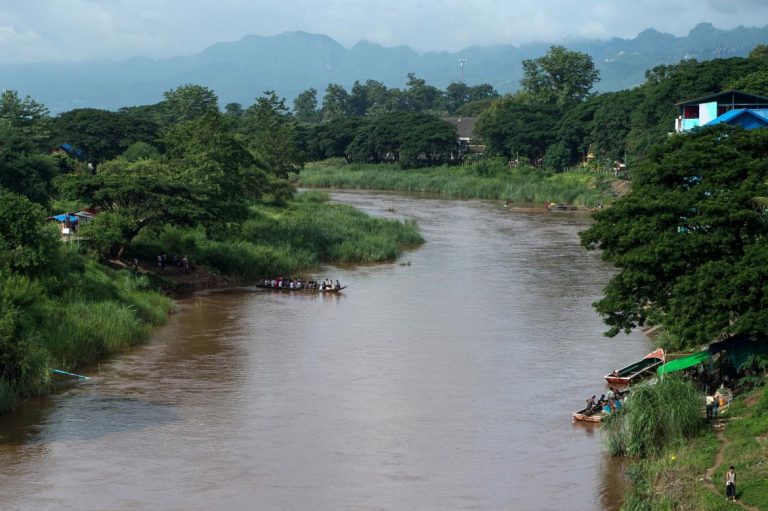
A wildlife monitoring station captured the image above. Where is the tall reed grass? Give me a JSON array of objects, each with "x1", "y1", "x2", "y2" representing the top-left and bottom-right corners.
[
  {"x1": 0, "y1": 250, "x2": 174, "y2": 413},
  {"x1": 602, "y1": 376, "x2": 704, "y2": 458},
  {"x1": 298, "y1": 159, "x2": 615, "y2": 207},
  {"x1": 131, "y1": 192, "x2": 424, "y2": 279}
]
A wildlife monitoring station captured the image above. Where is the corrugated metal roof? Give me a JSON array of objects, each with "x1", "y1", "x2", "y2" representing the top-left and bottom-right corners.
[{"x1": 706, "y1": 108, "x2": 768, "y2": 126}]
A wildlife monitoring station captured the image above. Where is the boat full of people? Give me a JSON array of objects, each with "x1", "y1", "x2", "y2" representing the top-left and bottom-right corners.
[
  {"x1": 256, "y1": 277, "x2": 346, "y2": 293},
  {"x1": 572, "y1": 387, "x2": 627, "y2": 424}
]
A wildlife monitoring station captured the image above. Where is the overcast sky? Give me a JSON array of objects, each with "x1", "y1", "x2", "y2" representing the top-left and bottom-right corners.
[{"x1": 1, "y1": 0, "x2": 767, "y2": 64}]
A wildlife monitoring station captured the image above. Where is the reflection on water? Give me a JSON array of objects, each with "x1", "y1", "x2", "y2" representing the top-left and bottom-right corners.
[{"x1": 0, "y1": 191, "x2": 648, "y2": 511}]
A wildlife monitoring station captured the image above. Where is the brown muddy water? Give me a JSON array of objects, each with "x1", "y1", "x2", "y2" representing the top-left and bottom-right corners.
[{"x1": 0, "y1": 191, "x2": 649, "y2": 511}]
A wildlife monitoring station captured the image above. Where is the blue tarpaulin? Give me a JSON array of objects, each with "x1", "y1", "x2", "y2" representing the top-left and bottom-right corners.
[{"x1": 52, "y1": 214, "x2": 79, "y2": 223}]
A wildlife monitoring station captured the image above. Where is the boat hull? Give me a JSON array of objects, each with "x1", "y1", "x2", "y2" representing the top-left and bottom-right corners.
[
  {"x1": 572, "y1": 408, "x2": 602, "y2": 423},
  {"x1": 604, "y1": 348, "x2": 664, "y2": 385},
  {"x1": 256, "y1": 282, "x2": 346, "y2": 293}
]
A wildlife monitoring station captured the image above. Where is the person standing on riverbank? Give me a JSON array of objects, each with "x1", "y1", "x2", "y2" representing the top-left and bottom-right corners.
[{"x1": 725, "y1": 465, "x2": 736, "y2": 502}]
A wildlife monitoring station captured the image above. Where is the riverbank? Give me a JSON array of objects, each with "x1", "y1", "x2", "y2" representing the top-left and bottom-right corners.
[
  {"x1": 297, "y1": 158, "x2": 619, "y2": 208},
  {"x1": 1, "y1": 191, "x2": 423, "y2": 414},
  {"x1": 616, "y1": 385, "x2": 768, "y2": 510},
  {"x1": 128, "y1": 190, "x2": 424, "y2": 282}
]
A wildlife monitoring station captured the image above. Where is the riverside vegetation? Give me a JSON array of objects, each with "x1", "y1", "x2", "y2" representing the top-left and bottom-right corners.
[
  {"x1": 299, "y1": 158, "x2": 615, "y2": 207},
  {"x1": 131, "y1": 190, "x2": 423, "y2": 280},
  {"x1": 0, "y1": 87, "x2": 424, "y2": 414},
  {"x1": 582, "y1": 126, "x2": 768, "y2": 510}
]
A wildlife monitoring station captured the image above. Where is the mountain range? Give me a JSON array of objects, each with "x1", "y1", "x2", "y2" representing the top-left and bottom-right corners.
[{"x1": 2, "y1": 22, "x2": 767, "y2": 113}]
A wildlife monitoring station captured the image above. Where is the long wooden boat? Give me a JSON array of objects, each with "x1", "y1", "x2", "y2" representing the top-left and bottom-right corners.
[
  {"x1": 256, "y1": 281, "x2": 347, "y2": 293},
  {"x1": 572, "y1": 407, "x2": 602, "y2": 424},
  {"x1": 604, "y1": 348, "x2": 664, "y2": 385}
]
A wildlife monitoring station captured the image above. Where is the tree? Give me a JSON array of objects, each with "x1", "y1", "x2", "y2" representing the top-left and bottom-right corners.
[
  {"x1": 301, "y1": 117, "x2": 364, "y2": 160},
  {"x1": 347, "y1": 112, "x2": 457, "y2": 168},
  {"x1": 0, "y1": 126, "x2": 57, "y2": 205},
  {"x1": 50, "y1": 108, "x2": 159, "y2": 163},
  {"x1": 321, "y1": 83, "x2": 350, "y2": 122},
  {"x1": 163, "y1": 111, "x2": 267, "y2": 211},
  {"x1": 241, "y1": 91, "x2": 304, "y2": 179},
  {"x1": 293, "y1": 88, "x2": 320, "y2": 122},
  {"x1": 446, "y1": 82, "x2": 498, "y2": 114},
  {"x1": 580, "y1": 126, "x2": 768, "y2": 346},
  {"x1": 161, "y1": 84, "x2": 219, "y2": 124},
  {"x1": 728, "y1": 70, "x2": 768, "y2": 96},
  {"x1": 0, "y1": 189, "x2": 59, "y2": 274},
  {"x1": 404, "y1": 73, "x2": 445, "y2": 113},
  {"x1": 0, "y1": 90, "x2": 50, "y2": 147},
  {"x1": 474, "y1": 97, "x2": 560, "y2": 160},
  {"x1": 56, "y1": 159, "x2": 204, "y2": 258},
  {"x1": 521, "y1": 45, "x2": 600, "y2": 108}
]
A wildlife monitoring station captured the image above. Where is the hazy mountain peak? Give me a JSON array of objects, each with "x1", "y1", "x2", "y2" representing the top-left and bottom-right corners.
[{"x1": 3, "y1": 23, "x2": 767, "y2": 113}]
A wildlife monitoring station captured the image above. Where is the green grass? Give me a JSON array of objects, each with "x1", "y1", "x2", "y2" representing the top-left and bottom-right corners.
[
  {"x1": 0, "y1": 251, "x2": 174, "y2": 414},
  {"x1": 132, "y1": 191, "x2": 424, "y2": 279},
  {"x1": 617, "y1": 385, "x2": 768, "y2": 510},
  {"x1": 603, "y1": 377, "x2": 704, "y2": 458},
  {"x1": 297, "y1": 158, "x2": 617, "y2": 207}
]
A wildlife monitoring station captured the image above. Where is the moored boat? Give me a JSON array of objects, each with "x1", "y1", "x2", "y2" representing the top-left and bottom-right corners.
[
  {"x1": 604, "y1": 348, "x2": 664, "y2": 385},
  {"x1": 572, "y1": 407, "x2": 602, "y2": 423}
]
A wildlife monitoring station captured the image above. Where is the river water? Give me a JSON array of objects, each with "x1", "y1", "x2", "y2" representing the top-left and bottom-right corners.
[{"x1": 0, "y1": 191, "x2": 650, "y2": 511}]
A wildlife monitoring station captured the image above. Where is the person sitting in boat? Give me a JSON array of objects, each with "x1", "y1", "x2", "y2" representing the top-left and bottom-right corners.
[
  {"x1": 606, "y1": 387, "x2": 615, "y2": 401},
  {"x1": 585, "y1": 395, "x2": 597, "y2": 415},
  {"x1": 335, "y1": 280, "x2": 341, "y2": 290},
  {"x1": 602, "y1": 400, "x2": 612, "y2": 415},
  {"x1": 614, "y1": 398, "x2": 622, "y2": 412},
  {"x1": 610, "y1": 369, "x2": 619, "y2": 377}
]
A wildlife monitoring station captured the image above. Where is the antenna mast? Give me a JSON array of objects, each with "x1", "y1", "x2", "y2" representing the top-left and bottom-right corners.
[{"x1": 459, "y1": 58, "x2": 467, "y2": 83}]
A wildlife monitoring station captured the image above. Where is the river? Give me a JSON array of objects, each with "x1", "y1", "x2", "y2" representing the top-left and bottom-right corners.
[{"x1": 0, "y1": 191, "x2": 650, "y2": 511}]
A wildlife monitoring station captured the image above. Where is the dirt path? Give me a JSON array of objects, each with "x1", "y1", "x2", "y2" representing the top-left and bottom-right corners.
[{"x1": 701, "y1": 421, "x2": 761, "y2": 511}]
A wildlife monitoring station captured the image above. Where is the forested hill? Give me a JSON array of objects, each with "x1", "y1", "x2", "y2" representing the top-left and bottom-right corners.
[{"x1": 3, "y1": 22, "x2": 767, "y2": 113}]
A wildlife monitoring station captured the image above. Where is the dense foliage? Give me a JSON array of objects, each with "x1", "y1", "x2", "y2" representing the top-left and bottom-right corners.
[
  {"x1": 0, "y1": 84, "x2": 425, "y2": 413},
  {"x1": 581, "y1": 126, "x2": 768, "y2": 347},
  {"x1": 299, "y1": 158, "x2": 613, "y2": 206}
]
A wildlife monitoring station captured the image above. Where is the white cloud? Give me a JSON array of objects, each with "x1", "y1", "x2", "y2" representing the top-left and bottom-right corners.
[{"x1": 0, "y1": 0, "x2": 766, "y2": 63}]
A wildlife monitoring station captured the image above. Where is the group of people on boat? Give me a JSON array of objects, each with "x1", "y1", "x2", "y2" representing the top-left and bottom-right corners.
[
  {"x1": 584, "y1": 386, "x2": 626, "y2": 416},
  {"x1": 262, "y1": 276, "x2": 342, "y2": 291}
]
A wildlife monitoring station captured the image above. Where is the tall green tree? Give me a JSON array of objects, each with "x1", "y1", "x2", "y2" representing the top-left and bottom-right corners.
[
  {"x1": 161, "y1": 84, "x2": 219, "y2": 125},
  {"x1": 0, "y1": 90, "x2": 50, "y2": 148},
  {"x1": 50, "y1": 109, "x2": 159, "y2": 163},
  {"x1": 321, "y1": 84, "x2": 350, "y2": 122},
  {"x1": 581, "y1": 126, "x2": 768, "y2": 347},
  {"x1": 241, "y1": 91, "x2": 304, "y2": 179},
  {"x1": 293, "y1": 88, "x2": 320, "y2": 123},
  {"x1": 347, "y1": 112, "x2": 457, "y2": 168},
  {"x1": 0, "y1": 189, "x2": 59, "y2": 274},
  {"x1": 475, "y1": 97, "x2": 560, "y2": 160},
  {"x1": 404, "y1": 73, "x2": 444, "y2": 113},
  {"x1": 0, "y1": 126, "x2": 57, "y2": 205},
  {"x1": 445, "y1": 82, "x2": 498, "y2": 114},
  {"x1": 521, "y1": 45, "x2": 599, "y2": 108}
]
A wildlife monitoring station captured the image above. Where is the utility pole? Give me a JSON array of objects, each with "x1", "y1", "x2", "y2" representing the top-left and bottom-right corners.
[{"x1": 459, "y1": 58, "x2": 467, "y2": 83}]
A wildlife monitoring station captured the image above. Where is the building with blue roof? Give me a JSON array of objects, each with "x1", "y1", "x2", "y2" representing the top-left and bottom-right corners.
[
  {"x1": 705, "y1": 108, "x2": 768, "y2": 130},
  {"x1": 674, "y1": 89, "x2": 768, "y2": 133}
]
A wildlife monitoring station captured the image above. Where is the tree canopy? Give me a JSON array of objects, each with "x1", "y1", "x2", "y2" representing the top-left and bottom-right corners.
[
  {"x1": 581, "y1": 126, "x2": 768, "y2": 348},
  {"x1": 50, "y1": 108, "x2": 159, "y2": 164},
  {"x1": 521, "y1": 45, "x2": 599, "y2": 108},
  {"x1": 347, "y1": 112, "x2": 457, "y2": 168}
]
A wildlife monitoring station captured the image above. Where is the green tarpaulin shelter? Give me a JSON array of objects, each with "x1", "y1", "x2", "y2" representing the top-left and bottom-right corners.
[{"x1": 657, "y1": 351, "x2": 710, "y2": 376}]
